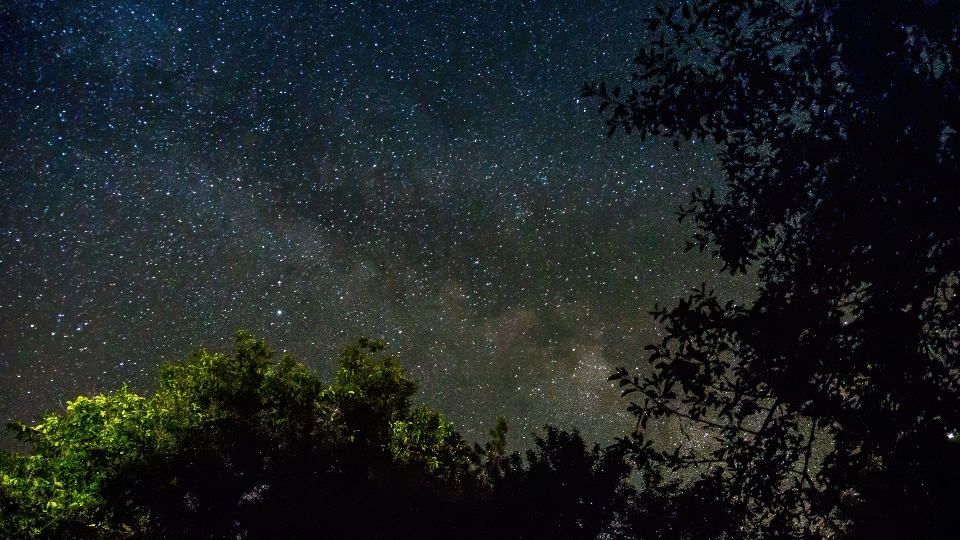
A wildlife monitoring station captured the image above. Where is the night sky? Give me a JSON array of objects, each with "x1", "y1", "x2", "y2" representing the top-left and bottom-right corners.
[{"x1": 1, "y1": 0, "x2": 749, "y2": 449}]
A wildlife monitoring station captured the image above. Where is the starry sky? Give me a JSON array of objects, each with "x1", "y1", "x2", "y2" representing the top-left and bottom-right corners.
[{"x1": 1, "y1": 0, "x2": 748, "y2": 449}]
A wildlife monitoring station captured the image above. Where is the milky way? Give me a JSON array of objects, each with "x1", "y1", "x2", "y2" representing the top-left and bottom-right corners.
[{"x1": 0, "y1": 0, "x2": 748, "y2": 448}]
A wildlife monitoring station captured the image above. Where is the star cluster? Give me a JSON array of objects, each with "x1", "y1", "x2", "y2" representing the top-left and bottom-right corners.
[{"x1": 0, "y1": 0, "x2": 745, "y2": 448}]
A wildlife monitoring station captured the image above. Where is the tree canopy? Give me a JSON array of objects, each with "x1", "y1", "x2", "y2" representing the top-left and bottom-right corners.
[
  {"x1": 0, "y1": 331, "x2": 631, "y2": 539},
  {"x1": 587, "y1": 1, "x2": 960, "y2": 537}
]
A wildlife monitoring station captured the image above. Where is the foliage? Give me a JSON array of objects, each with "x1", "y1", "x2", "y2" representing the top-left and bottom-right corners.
[
  {"x1": 0, "y1": 331, "x2": 632, "y2": 539},
  {"x1": 322, "y1": 337, "x2": 418, "y2": 453},
  {"x1": 155, "y1": 330, "x2": 327, "y2": 448},
  {"x1": 470, "y1": 416, "x2": 517, "y2": 484},
  {"x1": 461, "y1": 422, "x2": 631, "y2": 540},
  {"x1": 390, "y1": 406, "x2": 469, "y2": 481},
  {"x1": 1, "y1": 387, "x2": 164, "y2": 539},
  {"x1": 129, "y1": 330, "x2": 331, "y2": 538},
  {"x1": 513, "y1": 427, "x2": 630, "y2": 540},
  {"x1": 0, "y1": 332, "x2": 473, "y2": 538},
  {"x1": 588, "y1": 0, "x2": 960, "y2": 537}
]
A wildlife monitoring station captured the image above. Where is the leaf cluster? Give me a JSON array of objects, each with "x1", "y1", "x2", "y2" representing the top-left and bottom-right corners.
[
  {"x1": 592, "y1": 1, "x2": 960, "y2": 537},
  {"x1": 0, "y1": 331, "x2": 635, "y2": 539}
]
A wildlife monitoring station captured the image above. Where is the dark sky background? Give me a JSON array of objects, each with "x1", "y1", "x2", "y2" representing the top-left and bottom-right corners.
[{"x1": 0, "y1": 0, "x2": 749, "y2": 449}]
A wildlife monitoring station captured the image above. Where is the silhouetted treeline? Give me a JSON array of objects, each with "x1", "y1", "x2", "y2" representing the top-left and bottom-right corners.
[{"x1": 0, "y1": 331, "x2": 642, "y2": 539}]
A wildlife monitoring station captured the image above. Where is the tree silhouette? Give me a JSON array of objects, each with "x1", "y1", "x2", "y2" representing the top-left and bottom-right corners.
[
  {"x1": 0, "y1": 331, "x2": 633, "y2": 539},
  {"x1": 0, "y1": 332, "x2": 473, "y2": 538},
  {"x1": 588, "y1": 1, "x2": 960, "y2": 537}
]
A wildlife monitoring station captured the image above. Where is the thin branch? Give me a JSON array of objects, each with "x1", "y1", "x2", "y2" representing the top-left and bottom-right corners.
[
  {"x1": 800, "y1": 421, "x2": 818, "y2": 492},
  {"x1": 660, "y1": 403, "x2": 761, "y2": 436}
]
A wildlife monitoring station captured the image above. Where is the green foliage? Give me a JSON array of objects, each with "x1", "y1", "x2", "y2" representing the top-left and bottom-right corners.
[
  {"x1": 0, "y1": 331, "x2": 485, "y2": 538},
  {"x1": 322, "y1": 337, "x2": 418, "y2": 452},
  {"x1": 390, "y1": 406, "x2": 469, "y2": 481},
  {"x1": 156, "y1": 330, "x2": 274, "y2": 420},
  {"x1": 154, "y1": 330, "x2": 326, "y2": 446},
  {"x1": 258, "y1": 352, "x2": 328, "y2": 443},
  {"x1": 1, "y1": 386, "x2": 168, "y2": 538},
  {"x1": 0, "y1": 331, "x2": 634, "y2": 539}
]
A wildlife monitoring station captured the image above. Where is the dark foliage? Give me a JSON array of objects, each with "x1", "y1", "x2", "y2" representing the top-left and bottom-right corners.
[
  {"x1": 588, "y1": 0, "x2": 960, "y2": 537},
  {"x1": 0, "y1": 332, "x2": 633, "y2": 539},
  {"x1": 465, "y1": 424, "x2": 632, "y2": 540}
]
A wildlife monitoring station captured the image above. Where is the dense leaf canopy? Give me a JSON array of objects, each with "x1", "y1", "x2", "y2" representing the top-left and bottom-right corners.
[
  {"x1": 590, "y1": 1, "x2": 960, "y2": 537},
  {"x1": 0, "y1": 331, "x2": 630, "y2": 539}
]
